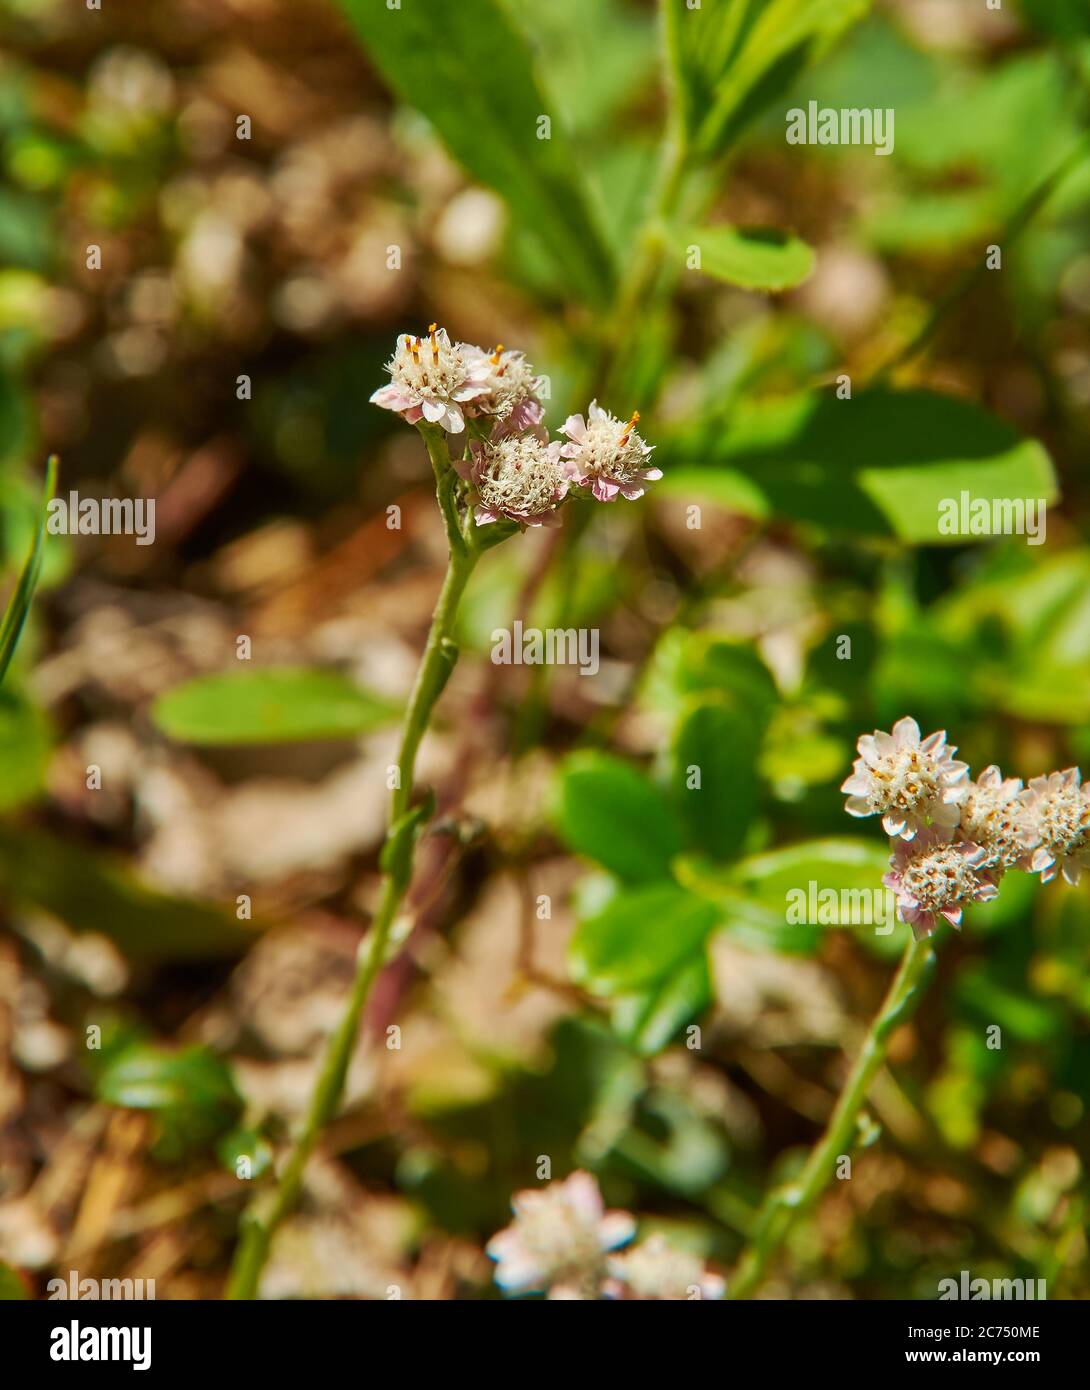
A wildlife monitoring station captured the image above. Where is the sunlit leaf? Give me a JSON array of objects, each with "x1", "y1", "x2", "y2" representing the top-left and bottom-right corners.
[
  {"x1": 553, "y1": 751, "x2": 684, "y2": 883},
  {"x1": 152, "y1": 667, "x2": 397, "y2": 745},
  {"x1": 337, "y1": 0, "x2": 615, "y2": 304},
  {"x1": 675, "y1": 224, "x2": 815, "y2": 292},
  {"x1": 680, "y1": 838, "x2": 898, "y2": 956},
  {"x1": 671, "y1": 389, "x2": 1057, "y2": 541},
  {"x1": 570, "y1": 882, "x2": 718, "y2": 995},
  {"x1": 667, "y1": 0, "x2": 871, "y2": 157}
]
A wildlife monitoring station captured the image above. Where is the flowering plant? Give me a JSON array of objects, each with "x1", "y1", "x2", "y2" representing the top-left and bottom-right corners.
[{"x1": 228, "y1": 331, "x2": 658, "y2": 1295}]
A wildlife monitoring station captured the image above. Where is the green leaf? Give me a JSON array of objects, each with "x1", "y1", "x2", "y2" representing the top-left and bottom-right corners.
[
  {"x1": 681, "y1": 837, "x2": 897, "y2": 956},
  {"x1": 97, "y1": 1044, "x2": 242, "y2": 1161},
  {"x1": 506, "y1": 0, "x2": 657, "y2": 140},
  {"x1": 671, "y1": 699, "x2": 759, "y2": 860},
  {"x1": 570, "y1": 882, "x2": 719, "y2": 995},
  {"x1": 653, "y1": 466, "x2": 769, "y2": 519},
  {"x1": 0, "y1": 454, "x2": 55, "y2": 686},
  {"x1": 671, "y1": 0, "x2": 871, "y2": 156},
  {"x1": 732, "y1": 837, "x2": 892, "y2": 908},
  {"x1": 612, "y1": 952, "x2": 712, "y2": 1056},
  {"x1": 152, "y1": 667, "x2": 397, "y2": 745},
  {"x1": 671, "y1": 388, "x2": 1057, "y2": 541},
  {"x1": 676, "y1": 224, "x2": 815, "y2": 292},
  {"x1": 0, "y1": 688, "x2": 50, "y2": 810},
  {"x1": 337, "y1": 0, "x2": 615, "y2": 304},
  {"x1": 0, "y1": 825, "x2": 256, "y2": 961},
  {"x1": 642, "y1": 631, "x2": 778, "y2": 726},
  {"x1": 553, "y1": 751, "x2": 684, "y2": 883},
  {"x1": 864, "y1": 188, "x2": 999, "y2": 254}
]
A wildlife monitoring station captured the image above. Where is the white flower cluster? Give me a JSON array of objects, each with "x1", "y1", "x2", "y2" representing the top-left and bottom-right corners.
[
  {"x1": 486, "y1": 1171, "x2": 723, "y2": 1300},
  {"x1": 370, "y1": 325, "x2": 660, "y2": 528},
  {"x1": 844, "y1": 717, "x2": 1090, "y2": 939}
]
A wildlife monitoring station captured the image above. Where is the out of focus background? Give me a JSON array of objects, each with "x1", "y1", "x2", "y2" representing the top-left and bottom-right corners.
[{"x1": 0, "y1": 0, "x2": 1088, "y2": 1299}]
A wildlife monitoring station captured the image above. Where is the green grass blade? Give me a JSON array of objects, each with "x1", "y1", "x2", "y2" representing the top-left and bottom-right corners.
[{"x1": 0, "y1": 455, "x2": 58, "y2": 687}]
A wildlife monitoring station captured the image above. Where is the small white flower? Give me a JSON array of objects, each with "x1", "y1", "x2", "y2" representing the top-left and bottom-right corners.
[
  {"x1": 486, "y1": 1171, "x2": 635, "y2": 1298},
  {"x1": 1022, "y1": 768, "x2": 1090, "y2": 885},
  {"x1": 457, "y1": 342, "x2": 544, "y2": 432},
  {"x1": 458, "y1": 432, "x2": 569, "y2": 528},
  {"x1": 369, "y1": 324, "x2": 489, "y2": 433},
  {"x1": 841, "y1": 716, "x2": 969, "y2": 839},
  {"x1": 559, "y1": 400, "x2": 661, "y2": 502},
  {"x1": 883, "y1": 827, "x2": 999, "y2": 940},
  {"x1": 605, "y1": 1234, "x2": 725, "y2": 1301},
  {"x1": 959, "y1": 765, "x2": 1039, "y2": 874}
]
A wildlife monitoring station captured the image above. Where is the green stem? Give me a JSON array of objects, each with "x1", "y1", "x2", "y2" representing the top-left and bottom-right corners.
[
  {"x1": 226, "y1": 430, "x2": 478, "y2": 1299},
  {"x1": 727, "y1": 935, "x2": 934, "y2": 1300}
]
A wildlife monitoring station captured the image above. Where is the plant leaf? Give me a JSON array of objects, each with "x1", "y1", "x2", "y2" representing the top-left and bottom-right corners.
[
  {"x1": 152, "y1": 667, "x2": 398, "y2": 745},
  {"x1": 671, "y1": 388, "x2": 1057, "y2": 540},
  {"x1": 611, "y1": 952, "x2": 712, "y2": 1056},
  {"x1": 570, "y1": 882, "x2": 719, "y2": 995},
  {"x1": 97, "y1": 1044, "x2": 242, "y2": 1162},
  {"x1": 643, "y1": 631, "x2": 779, "y2": 728},
  {"x1": 676, "y1": 224, "x2": 816, "y2": 292},
  {"x1": 0, "y1": 454, "x2": 56, "y2": 686},
  {"x1": 337, "y1": 0, "x2": 615, "y2": 304},
  {"x1": 668, "y1": 0, "x2": 871, "y2": 156},
  {"x1": 553, "y1": 751, "x2": 684, "y2": 883},
  {"x1": 683, "y1": 836, "x2": 898, "y2": 956},
  {"x1": 671, "y1": 699, "x2": 760, "y2": 861}
]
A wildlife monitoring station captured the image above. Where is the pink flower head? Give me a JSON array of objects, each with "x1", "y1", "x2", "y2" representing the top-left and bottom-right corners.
[
  {"x1": 959, "y1": 765, "x2": 1039, "y2": 875},
  {"x1": 369, "y1": 324, "x2": 490, "y2": 433},
  {"x1": 559, "y1": 400, "x2": 661, "y2": 502},
  {"x1": 883, "y1": 827, "x2": 998, "y2": 940},
  {"x1": 457, "y1": 342, "x2": 545, "y2": 433},
  {"x1": 605, "y1": 1234, "x2": 725, "y2": 1301},
  {"x1": 456, "y1": 432, "x2": 569, "y2": 528},
  {"x1": 1022, "y1": 767, "x2": 1090, "y2": 885},
  {"x1": 486, "y1": 1171, "x2": 636, "y2": 1299},
  {"x1": 842, "y1": 716, "x2": 969, "y2": 839}
]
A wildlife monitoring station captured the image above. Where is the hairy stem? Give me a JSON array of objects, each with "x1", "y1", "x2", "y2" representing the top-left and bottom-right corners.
[
  {"x1": 727, "y1": 935, "x2": 935, "y2": 1300},
  {"x1": 226, "y1": 429, "x2": 477, "y2": 1298}
]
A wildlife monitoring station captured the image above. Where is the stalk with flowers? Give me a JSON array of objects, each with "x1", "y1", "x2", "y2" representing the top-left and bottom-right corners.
[
  {"x1": 725, "y1": 718, "x2": 1089, "y2": 1299},
  {"x1": 226, "y1": 325, "x2": 660, "y2": 1298}
]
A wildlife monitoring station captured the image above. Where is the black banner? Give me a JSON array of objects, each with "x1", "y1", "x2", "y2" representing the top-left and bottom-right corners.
[{"x1": 6, "y1": 1296, "x2": 1073, "y2": 1377}]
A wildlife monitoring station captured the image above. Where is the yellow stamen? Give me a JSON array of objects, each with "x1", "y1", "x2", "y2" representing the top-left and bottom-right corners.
[
  {"x1": 428, "y1": 324, "x2": 439, "y2": 363},
  {"x1": 619, "y1": 410, "x2": 640, "y2": 447},
  {"x1": 490, "y1": 344, "x2": 505, "y2": 365}
]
